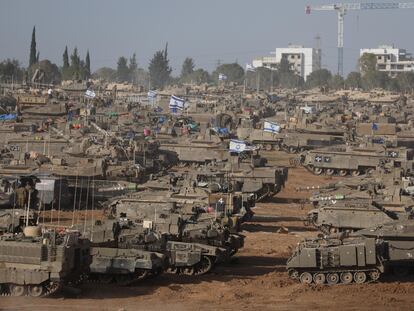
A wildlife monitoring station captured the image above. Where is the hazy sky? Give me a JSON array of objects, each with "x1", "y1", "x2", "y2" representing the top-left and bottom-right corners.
[{"x1": 1, "y1": 0, "x2": 413, "y2": 76}]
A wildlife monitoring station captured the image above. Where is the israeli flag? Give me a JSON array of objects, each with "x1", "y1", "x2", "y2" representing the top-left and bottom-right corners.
[
  {"x1": 148, "y1": 90, "x2": 157, "y2": 100},
  {"x1": 246, "y1": 63, "x2": 256, "y2": 72},
  {"x1": 218, "y1": 73, "x2": 227, "y2": 81},
  {"x1": 169, "y1": 95, "x2": 185, "y2": 112},
  {"x1": 229, "y1": 139, "x2": 247, "y2": 153},
  {"x1": 85, "y1": 89, "x2": 96, "y2": 99},
  {"x1": 301, "y1": 106, "x2": 314, "y2": 114},
  {"x1": 263, "y1": 121, "x2": 280, "y2": 134}
]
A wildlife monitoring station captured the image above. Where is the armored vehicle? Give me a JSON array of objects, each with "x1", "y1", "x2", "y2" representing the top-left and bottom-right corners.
[
  {"x1": 88, "y1": 247, "x2": 165, "y2": 285},
  {"x1": 0, "y1": 209, "x2": 37, "y2": 233},
  {"x1": 72, "y1": 220, "x2": 166, "y2": 285},
  {"x1": 305, "y1": 200, "x2": 412, "y2": 234},
  {"x1": 0, "y1": 229, "x2": 90, "y2": 296},
  {"x1": 159, "y1": 139, "x2": 228, "y2": 165},
  {"x1": 287, "y1": 219, "x2": 414, "y2": 285},
  {"x1": 301, "y1": 145, "x2": 413, "y2": 176}
]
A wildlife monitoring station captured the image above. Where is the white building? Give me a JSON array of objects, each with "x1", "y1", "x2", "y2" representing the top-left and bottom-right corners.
[
  {"x1": 360, "y1": 45, "x2": 414, "y2": 76},
  {"x1": 252, "y1": 45, "x2": 321, "y2": 81}
]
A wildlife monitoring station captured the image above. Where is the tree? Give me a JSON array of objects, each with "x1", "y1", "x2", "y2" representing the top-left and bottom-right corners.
[
  {"x1": 279, "y1": 72, "x2": 304, "y2": 89},
  {"x1": 85, "y1": 50, "x2": 91, "y2": 79},
  {"x1": 278, "y1": 56, "x2": 291, "y2": 74},
  {"x1": 30, "y1": 59, "x2": 61, "y2": 84},
  {"x1": 129, "y1": 53, "x2": 137, "y2": 72},
  {"x1": 148, "y1": 44, "x2": 172, "y2": 88},
  {"x1": 362, "y1": 70, "x2": 390, "y2": 90},
  {"x1": 345, "y1": 72, "x2": 362, "y2": 89},
  {"x1": 29, "y1": 26, "x2": 37, "y2": 67},
  {"x1": 181, "y1": 57, "x2": 195, "y2": 79},
  {"x1": 395, "y1": 72, "x2": 414, "y2": 92},
  {"x1": 359, "y1": 53, "x2": 377, "y2": 75},
  {"x1": 212, "y1": 63, "x2": 244, "y2": 84},
  {"x1": 329, "y1": 74, "x2": 345, "y2": 90},
  {"x1": 246, "y1": 67, "x2": 278, "y2": 91},
  {"x1": 63, "y1": 46, "x2": 69, "y2": 68},
  {"x1": 70, "y1": 47, "x2": 81, "y2": 79},
  {"x1": 189, "y1": 68, "x2": 210, "y2": 84},
  {"x1": 0, "y1": 59, "x2": 24, "y2": 82},
  {"x1": 117, "y1": 56, "x2": 130, "y2": 82},
  {"x1": 306, "y1": 69, "x2": 332, "y2": 89},
  {"x1": 128, "y1": 53, "x2": 138, "y2": 83},
  {"x1": 92, "y1": 67, "x2": 117, "y2": 81}
]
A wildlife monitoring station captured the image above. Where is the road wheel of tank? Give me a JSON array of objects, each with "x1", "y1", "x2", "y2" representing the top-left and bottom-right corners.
[
  {"x1": 299, "y1": 272, "x2": 313, "y2": 284},
  {"x1": 166, "y1": 266, "x2": 179, "y2": 274},
  {"x1": 369, "y1": 270, "x2": 380, "y2": 282},
  {"x1": 288, "y1": 146, "x2": 297, "y2": 154},
  {"x1": 340, "y1": 272, "x2": 353, "y2": 284},
  {"x1": 338, "y1": 169, "x2": 348, "y2": 177},
  {"x1": 366, "y1": 168, "x2": 375, "y2": 175},
  {"x1": 182, "y1": 266, "x2": 195, "y2": 276},
  {"x1": 313, "y1": 273, "x2": 326, "y2": 285},
  {"x1": 265, "y1": 144, "x2": 273, "y2": 151},
  {"x1": 194, "y1": 256, "x2": 213, "y2": 275},
  {"x1": 325, "y1": 168, "x2": 335, "y2": 176},
  {"x1": 273, "y1": 144, "x2": 281, "y2": 151},
  {"x1": 326, "y1": 273, "x2": 339, "y2": 285},
  {"x1": 354, "y1": 271, "x2": 367, "y2": 284},
  {"x1": 135, "y1": 269, "x2": 149, "y2": 280},
  {"x1": 9, "y1": 284, "x2": 25, "y2": 296},
  {"x1": 313, "y1": 167, "x2": 323, "y2": 175},
  {"x1": 288, "y1": 269, "x2": 299, "y2": 280},
  {"x1": 28, "y1": 285, "x2": 44, "y2": 297},
  {"x1": 351, "y1": 170, "x2": 361, "y2": 177}
]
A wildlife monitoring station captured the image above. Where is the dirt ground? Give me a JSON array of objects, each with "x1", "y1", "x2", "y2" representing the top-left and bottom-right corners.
[{"x1": 1, "y1": 152, "x2": 414, "y2": 311}]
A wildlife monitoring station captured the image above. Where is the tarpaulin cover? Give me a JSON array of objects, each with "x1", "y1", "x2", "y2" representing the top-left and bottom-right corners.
[{"x1": 0, "y1": 114, "x2": 16, "y2": 121}]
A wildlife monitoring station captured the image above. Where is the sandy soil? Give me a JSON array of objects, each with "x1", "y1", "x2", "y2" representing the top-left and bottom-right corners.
[{"x1": 1, "y1": 152, "x2": 414, "y2": 311}]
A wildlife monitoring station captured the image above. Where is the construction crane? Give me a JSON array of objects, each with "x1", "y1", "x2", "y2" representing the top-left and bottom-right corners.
[{"x1": 306, "y1": 2, "x2": 414, "y2": 76}]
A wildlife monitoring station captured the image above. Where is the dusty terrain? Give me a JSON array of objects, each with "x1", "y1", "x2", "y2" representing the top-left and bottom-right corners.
[{"x1": 1, "y1": 152, "x2": 414, "y2": 311}]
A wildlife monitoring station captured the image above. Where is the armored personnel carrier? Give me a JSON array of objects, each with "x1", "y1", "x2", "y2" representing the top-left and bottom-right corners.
[
  {"x1": 0, "y1": 229, "x2": 90, "y2": 296},
  {"x1": 287, "y1": 219, "x2": 414, "y2": 285},
  {"x1": 301, "y1": 145, "x2": 413, "y2": 176}
]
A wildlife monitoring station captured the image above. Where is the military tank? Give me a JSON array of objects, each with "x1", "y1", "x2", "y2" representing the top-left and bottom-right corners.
[
  {"x1": 104, "y1": 197, "x2": 244, "y2": 275},
  {"x1": 73, "y1": 220, "x2": 166, "y2": 285},
  {"x1": 305, "y1": 199, "x2": 412, "y2": 234},
  {"x1": 117, "y1": 217, "x2": 239, "y2": 276},
  {"x1": 0, "y1": 228, "x2": 90, "y2": 296},
  {"x1": 287, "y1": 219, "x2": 414, "y2": 285}
]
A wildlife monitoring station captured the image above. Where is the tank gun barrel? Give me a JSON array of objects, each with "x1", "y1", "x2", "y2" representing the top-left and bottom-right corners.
[
  {"x1": 90, "y1": 121, "x2": 114, "y2": 138},
  {"x1": 296, "y1": 183, "x2": 337, "y2": 192},
  {"x1": 49, "y1": 126, "x2": 73, "y2": 142}
]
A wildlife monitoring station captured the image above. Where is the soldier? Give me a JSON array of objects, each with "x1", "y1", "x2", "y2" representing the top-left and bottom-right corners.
[{"x1": 15, "y1": 186, "x2": 27, "y2": 209}]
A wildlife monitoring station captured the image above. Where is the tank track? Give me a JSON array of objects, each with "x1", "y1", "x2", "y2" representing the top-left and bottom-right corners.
[
  {"x1": 288, "y1": 268, "x2": 381, "y2": 285},
  {"x1": 0, "y1": 281, "x2": 61, "y2": 297},
  {"x1": 87, "y1": 269, "x2": 155, "y2": 286},
  {"x1": 167, "y1": 255, "x2": 214, "y2": 276}
]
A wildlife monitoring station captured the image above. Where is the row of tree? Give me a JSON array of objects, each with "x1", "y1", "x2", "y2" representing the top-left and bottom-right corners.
[{"x1": 2, "y1": 26, "x2": 414, "y2": 92}]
